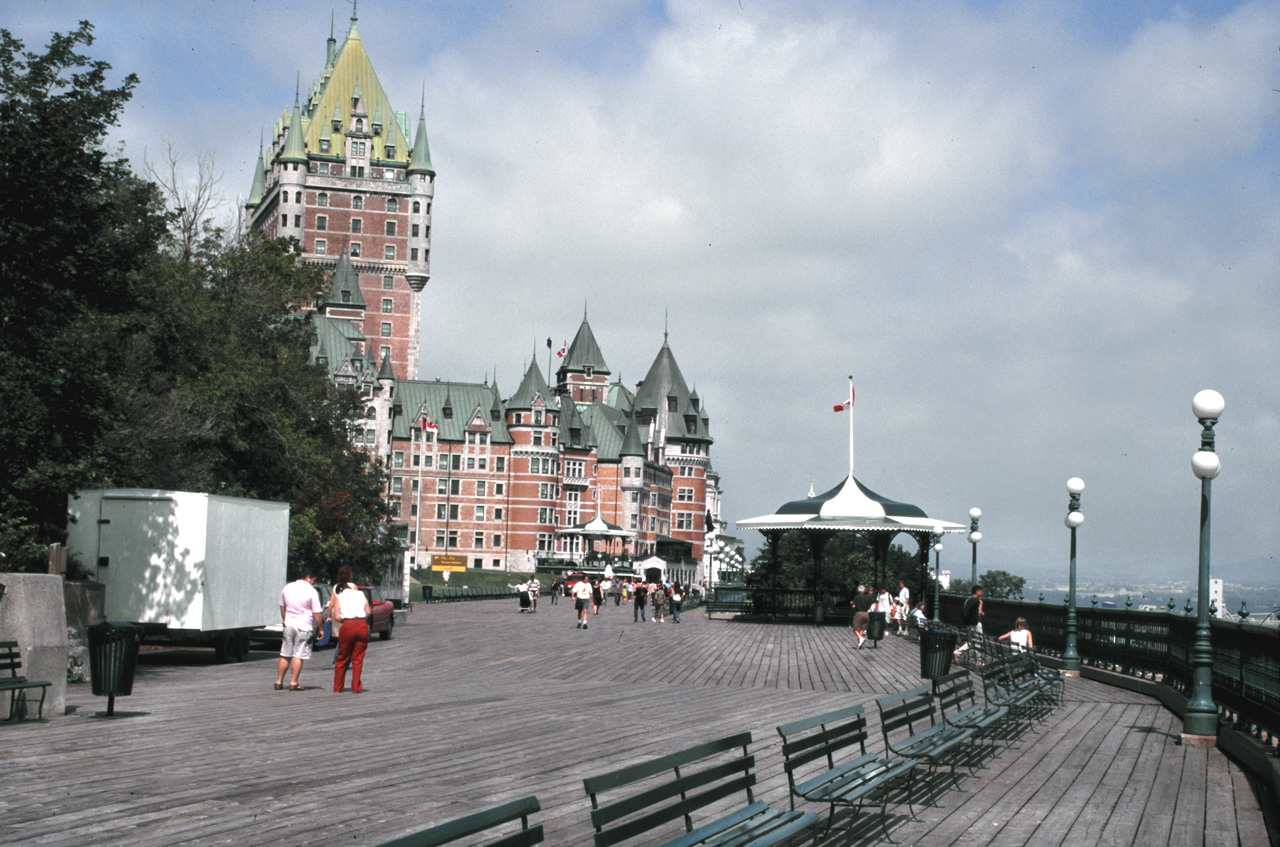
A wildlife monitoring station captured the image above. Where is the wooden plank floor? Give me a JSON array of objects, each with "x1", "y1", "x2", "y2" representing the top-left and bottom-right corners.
[{"x1": 0, "y1": 599, "x2": 1268, "y2": 846}]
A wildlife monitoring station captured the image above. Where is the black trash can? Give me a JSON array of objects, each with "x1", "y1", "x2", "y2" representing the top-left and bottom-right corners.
[
  {"x1": 919, "y1": 627, "x2": 957, "y2": 679},
  {"x1": 422, "y1": 585, "x2": 434, "y2": 602},
  {"x1": 87, "y1": 622, "x2": 140, "y2": 715},
  {"x1": 868, "y1": 611, "x2": 887, "y2": 644}
]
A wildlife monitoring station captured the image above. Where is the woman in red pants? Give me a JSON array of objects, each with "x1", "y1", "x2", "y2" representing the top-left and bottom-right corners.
[{"x1": 330, "y1": 566, "x2": 371, "y2": 693}]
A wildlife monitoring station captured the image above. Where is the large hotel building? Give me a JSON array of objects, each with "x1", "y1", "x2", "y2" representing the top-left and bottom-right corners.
[{"x1": 247, "y1": 11, "x2": 727, "y2": 578}]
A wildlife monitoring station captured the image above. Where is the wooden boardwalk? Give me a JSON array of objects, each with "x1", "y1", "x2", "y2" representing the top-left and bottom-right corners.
[{"x1": 0, "y1": 599, "x2": 1269, "y2": 846}]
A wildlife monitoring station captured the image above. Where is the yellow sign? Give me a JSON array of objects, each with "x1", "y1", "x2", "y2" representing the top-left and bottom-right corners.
[{"x1": 432, "y1": 555, "x2": 467, "y2": 572}]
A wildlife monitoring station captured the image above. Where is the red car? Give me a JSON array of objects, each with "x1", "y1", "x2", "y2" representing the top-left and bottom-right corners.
[{"x1": 355, "y1": 585, "x2": 395, "y2": 640}]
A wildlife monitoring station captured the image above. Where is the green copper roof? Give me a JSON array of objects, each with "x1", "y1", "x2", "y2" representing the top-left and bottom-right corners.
[
  {"x1": 320, "y1": 250, "x2": 366, "y2": 309},
  {"x1": 392, "y1": 380, "x2": 513, "y2": 444},
  {"x1": 506, "y1": 360, "x2": 559, "y2": 412},
  {"x1": 559, "y1": 314, "x2": 609, "y2": 376},
  {"x1": 408, "y1": 105, "x2": 435, "y2": 176},
  {"x1": 377, "y1": 350, "x2": 394, "y2": 381},
  {"x1": 279, "y1": 99, "x2": 308, "y2": 163},
  {"x1": 310, "y1": 315, "x2": 376, "y2": 381},
  {"x1": 299, "y1": 11, "x2": 411, "y2": 166},
  {"x1": 618, "y1": 414, "x2": 645, "y2": 458},
  {"x1": 634, "y1": 337, "x2": 711, "y2": 443},
  {"x1": 246, "y1": 142, "x2": 267, "y2": 207}
]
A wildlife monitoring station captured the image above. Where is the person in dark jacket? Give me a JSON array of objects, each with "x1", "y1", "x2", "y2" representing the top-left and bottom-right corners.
[{"x1": 955, "y1": 585, "x2": 984, "y2": 662}]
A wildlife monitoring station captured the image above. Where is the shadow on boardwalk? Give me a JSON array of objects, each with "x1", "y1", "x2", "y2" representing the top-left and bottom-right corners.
[{"x1": 0, "y1": 600, "x2": 1268, "y2": 846}]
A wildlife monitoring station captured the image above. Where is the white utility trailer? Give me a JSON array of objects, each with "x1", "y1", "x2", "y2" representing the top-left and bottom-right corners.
[{"x1": 67, "y1": 489, "x2": 289, "y2": 662}]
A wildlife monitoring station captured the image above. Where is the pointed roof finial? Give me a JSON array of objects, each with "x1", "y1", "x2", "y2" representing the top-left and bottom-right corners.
[
  {"x1": 664, "y1": 307, "x2": 669, "y2": 344},
  {"x1": 348, "y1": 0, "x2": 360, "y2": 39},
  {"x1": 584, "y1": 300, "x2": 588, "y2": 320}
]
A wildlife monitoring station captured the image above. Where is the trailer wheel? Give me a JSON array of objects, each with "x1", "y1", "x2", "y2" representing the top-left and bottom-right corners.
[
  {"x1": 214, "y1": 632, "x2": 236, "y2": 663},
  {"x1": 235, "y1": 630, "x2": 251, "y2": 662}
]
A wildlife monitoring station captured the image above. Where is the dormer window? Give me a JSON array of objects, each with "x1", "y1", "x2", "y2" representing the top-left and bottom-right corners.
[
  {"x1": 319, "y1": 139, "x2": 330, "y2": 154},
  {"x1": 355, "y1": 118, "x2": 364, "y2": 132},
  {"x1": 384, "y1": 145, "x2": 395, "y2": 158},
  {"x1": 668, "y1": 397, "x2": 678, "y2": 412},
  {"x1": 332, "y1": 118, "x2": 341, "y2": 132},
  {"x1": 341, "y1": 289, "x2": 352, "y2": 303},
  {"x1": 373, "y1": 122, "x2": 382, "y2": 136}
]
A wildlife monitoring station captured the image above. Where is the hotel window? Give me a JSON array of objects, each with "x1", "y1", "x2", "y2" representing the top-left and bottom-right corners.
[
  {"x1": 435, "y1": 504, "x2": 446, "y2": 520},
  {"x1": 495, "y1": 458, "x2": 505, "y2": 473},
  {"x1": 387, "y1": 198, "x2": 398, "y2": 212},
  {"x1": 437, "y1": 478, "x2": 447, "y2": 494},
  {"x1": 411, "y1": 224, "x2": 419, "y2": 237},
  {"x1": 383, "y1": 245, "x2": 395, "y2": 260},
  {"x1": 380, "y1": 322, "x2": 391, "y2": 337},
  {"x1": 316, "y1": 215, "x2": 327, "y2": 231},
  {"x1": 630, "y1": 515, "x2": 637, "y2": 529},
  {"x1": 352, "y1": 141, "x2": 366, "y2": 157},
  {"x1": 435, "y1": 530, "x2": 445, "y2": 547},
  {"x1": 391, "y1": 477, "x2": 403, "y2": 494},
  {"x1": 350, "y1": 243, "x2": 361, "y2": 256},
  {"x1": 449, "y1": 504, "x2": 459, "y2": 520},
  {"x1": 450, "y1": 478, "x2": 460, "y2": 494},
  {"x1": 317, "y1": 192, "x2": 328, "y2": 206},
  {"x1": 448, "y1": 530, "x2": 457, "y2": 547},
  {"x1": 314, "y1": 239, "x2": 326, "y2": 255},
  {"x1": 677, "y1": 487, "x2": 693, "y2": 502},
  {"x1": 351, "y1": 218, "x2": 362, "y2": 233},
  {"x1": 410, "y1": 248, "x2": 418, "y2": 261},
  {"x1": 475, "y1": 506, "x2": 485, "y2": 521},
  {"x1": 474, "y1": 532, "x2": 484, "y2": 548},
  {"x1": 467, "y1": 457, "x2": 475, "y2": 470},
  {"x1": 532, "y1": 433, "x2": 542, "y2": 447},
  {"x1": 410, "y1": 479, "x2": 419, "y2": 493},
  {"x1": 392, "y1": 451, "x2": 404, "y2": 468},
  {"x1": 494, "y1": 507, "x2": 503, "y2": 520},
  {"x1": 385, "y1": 221, "x2": 396, "y2": 236},
  {"x1": 294, "y1": 191, "x2": 302, "y2": 203},
  {"x1": 492, "y1": 534, "x2": 502, "y2": 547},
  {"x1": 382, "y1": 298, "x2": 393, "y2": 313},
  {"x1": 319, "y1": 139, "x2": 330, "y2": 153},
  {"x1": 352, "y1": 196, "x2": 363, "y2": 210},
  {"x1": 281, "y1": 214, "x2": 287, "y2": 227},
  {"x1": 384, "y1": 145, "x2": 396, "y2": 158},
  {"x1": 382, "y1": 274, "x2": 394, "y2": 289},
  {"x1": 293, "y1": 215, "x2": 301, "y2": 227},
  {"x1": 413, "y1": 201, "x2": 421, "y2": 213},
  {"x1": 476, "y1": 481, "x2": 487, "y2": 497},
  {"x1": 494, "y1": 483, "x2": 504, "y2": 496},
  {"x1": 380, "y1": 345, "x2": 389, "y2": 362}
]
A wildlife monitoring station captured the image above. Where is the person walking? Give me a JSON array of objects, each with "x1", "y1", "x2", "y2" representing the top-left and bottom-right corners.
[
  {"x1": 652, "y1": 581, "x2": 667, "y2": 623},
  {"x1": 633, "y1": 580, "x2": 648, "y2": 622},
  {"x1": 955, "y1": 585, "x2": 985, "y2": 663},
  {"x1": 331, "y1": 566, "x2": 371, "y2": 693},
  {"x1": 528, "y1": 576, "x2": 540, "y2": 613},
  {"x1": 549, "y1": 577, "x2": 560, "y2": 604},
  {"x1": 850, "y1": 585, "x2": 873, "y2": 648},
  {"x1": 573, "y1": 577, "x2": 593, "y2": 629},
  {"x1": 591, "y1": 578, "x2": 604, "y2": 615},
  {"x1": 670, "y1": 583, "x2": 683, "y2": 623},
  {"x1": 275, "y1": 570, "x2": 324, "y2": 691}
]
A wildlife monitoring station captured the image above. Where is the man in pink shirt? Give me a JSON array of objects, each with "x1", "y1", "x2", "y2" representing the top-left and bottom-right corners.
[{"x1": 275, "y1": 571, "x2": 324, "y2": 691}]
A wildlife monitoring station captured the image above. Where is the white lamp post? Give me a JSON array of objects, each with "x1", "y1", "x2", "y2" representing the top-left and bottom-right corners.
[
  {"x1": 968, "y1": 507, "x2": 982, "y2": 588},
  {"x1": 1063, "y1": 477, "x2": 1085, "y2": 672}
]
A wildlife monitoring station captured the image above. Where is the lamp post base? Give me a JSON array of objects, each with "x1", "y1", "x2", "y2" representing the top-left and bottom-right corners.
[{"x1": 1179, "y1": 732, "x2": 1216, "y2": 748}]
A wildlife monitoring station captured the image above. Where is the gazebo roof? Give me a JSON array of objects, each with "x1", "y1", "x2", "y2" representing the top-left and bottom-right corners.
[
  {"x1": 736, "y1": 474, "x2": 966, "y2": 535},
  {"x1": 556, "y1": 515, "x2": 634, "y2": 538}
]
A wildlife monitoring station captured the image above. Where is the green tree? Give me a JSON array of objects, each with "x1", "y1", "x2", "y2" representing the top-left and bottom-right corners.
[
  {"x1": 0, "y1": 22, "x2": 168, "y2": 568},
  {"x1": 746, "y1": 532, "x2": 924, "y2": 598},
  {"x1": 946, "y1": 569, "x2": 1026, "y2": 600}
]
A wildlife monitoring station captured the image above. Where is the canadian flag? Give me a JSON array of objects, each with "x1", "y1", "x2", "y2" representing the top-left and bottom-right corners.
[
  {"x1": 833, "y1": 389, "x2": 855, "y2": 413},
  {"x1": 420, "y1": 415, "x2": 438, "y2": 432},
  {"x1": 556, "y1": 340, "x2": 567, "y2": 358}
]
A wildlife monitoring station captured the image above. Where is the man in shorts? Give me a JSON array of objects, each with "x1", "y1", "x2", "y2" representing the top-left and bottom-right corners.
[
  {"x1": 275, "y1": 570, "x2": 324, "y2": 690},
  {"x1": 573, "y1": 577, "x2": 594, "y2": 629}
]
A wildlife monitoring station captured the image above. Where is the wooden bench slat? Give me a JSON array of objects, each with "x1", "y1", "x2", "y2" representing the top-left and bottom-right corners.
[{"x1": 373, "y1": 795, "x2": 542, "y2": 847}]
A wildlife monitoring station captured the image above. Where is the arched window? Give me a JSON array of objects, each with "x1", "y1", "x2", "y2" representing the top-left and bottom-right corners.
[
  {"x1": 412, "y1": 201, "x2": 420, "y2": 214},
  {"x1": 352, "y1": 196, "x2": 363, "y2": 210},
  {"x1": 317, "y1": 192, "x2": 328, "y2": 206},
  {"x1": 386, "y1": 198, "x2": 397, "y2": 212},
  {"x1": 294, "y1": 191, "x2": 302, "y2": 203}
]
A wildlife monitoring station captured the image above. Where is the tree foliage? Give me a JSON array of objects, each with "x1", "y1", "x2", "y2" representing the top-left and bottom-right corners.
[
  {"x1": 745, "y1": 531, "x2": 927, "y2": 598},
  {"x1": 946, "y1": 569, "x2": 1027, "y2": 600},
  {"x1": 0, "y1": 24, "x2": 396, "y2": 582}
]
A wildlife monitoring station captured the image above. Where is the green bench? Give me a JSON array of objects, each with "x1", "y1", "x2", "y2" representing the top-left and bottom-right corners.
[
  {"x1": 775, "y1": 703, "x2": 915, "y2": 841},
  {"x1": 0, "y1": 641, "x2": 52, "y2": 721},
  {"x1": 374, "y1": 795, "x2": 543, "y2": 847},
  {"x1": 931, "y1": 669, "x2": 1011, "y2": 749},
  {"x1": 875, "y1": 684, "x2": 975, "y2": 806},
  {"x1": 583, "y1": 731, "x2": 818, "y2": 847}
]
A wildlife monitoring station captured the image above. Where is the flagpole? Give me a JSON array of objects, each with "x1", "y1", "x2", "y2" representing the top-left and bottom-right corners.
[{"x1": 848, "y1": 375, "x2": 854, "y2": 479}]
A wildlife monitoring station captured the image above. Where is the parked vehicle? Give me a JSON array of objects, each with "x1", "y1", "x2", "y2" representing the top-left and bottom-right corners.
[
  {"x1": 67, "y1": 489, "x2": 289, "y2": 663},
  {"x1": 357, "y1": 586, "x2": 395, "y2": 640},
  {"x1": 254, "y1": 582, "x2": 335, "y2": 649},
  {"x1": 562, "y1": 573, "x2": 587, "y2": 596}
]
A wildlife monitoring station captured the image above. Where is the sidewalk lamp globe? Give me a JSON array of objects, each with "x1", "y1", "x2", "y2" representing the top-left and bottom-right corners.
[
  {"x1": 1067, "y1": 477, "x2": 1085, "y2": 496},
  {"x1": 1065, "y1": 511, "x2": 1084, "y2": 529},
  {"x1": 967, "y1": 530, "x2": 981, "y2": 544},
  {"x1": 1192, "y1": 451, "x2": 1221, "y2": 480},
  {"x1": 1192, "y1": 389, "x2": 1225, "y2": 421}
]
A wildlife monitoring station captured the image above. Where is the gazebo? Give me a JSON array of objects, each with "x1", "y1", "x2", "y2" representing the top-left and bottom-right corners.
[
  {"x1": 556, "y1": 515, "x2": 635, "y2": 564},
  {"x1": 737, "y1": 473, "x2": 966, "y2": 624}
]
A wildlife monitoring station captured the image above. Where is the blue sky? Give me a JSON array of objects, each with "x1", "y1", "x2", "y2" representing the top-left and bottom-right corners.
[{"x1": 6, "y1": 0, "x2": 1279, "y2": 584}]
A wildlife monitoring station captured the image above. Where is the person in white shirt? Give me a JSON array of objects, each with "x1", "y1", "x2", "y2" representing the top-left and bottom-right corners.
[
  {"x1": 897, "y1": 581, "x2": 911, "y2": 635},
  {"x1": 998, "y1": 617, "x2": 1034, "y2": 652},
  {"x1": 572, "y1": 579, "x2": 593, "y2": 629},
  {"x1": 275, "y1": 571, "x2": 323, "y2": 691}
]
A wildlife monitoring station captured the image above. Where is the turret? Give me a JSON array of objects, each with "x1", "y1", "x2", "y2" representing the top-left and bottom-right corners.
[{"x1": 405, "y1": 94, "x2": 435, "y2": 293}]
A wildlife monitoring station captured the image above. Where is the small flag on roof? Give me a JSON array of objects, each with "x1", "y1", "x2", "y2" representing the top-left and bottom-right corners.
[
  {"x1": 420, "y1": 414, "x2": 438, "y2": 432},
  {"x1": 556, "y1": 340, "x2": 567, "y2": 358},
  {"x1": 834, "y1": 389, "x2": 855, "y2": 413},
  {"x1": 546, "y1": 338, "x2": 553, "y2": 349}
]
